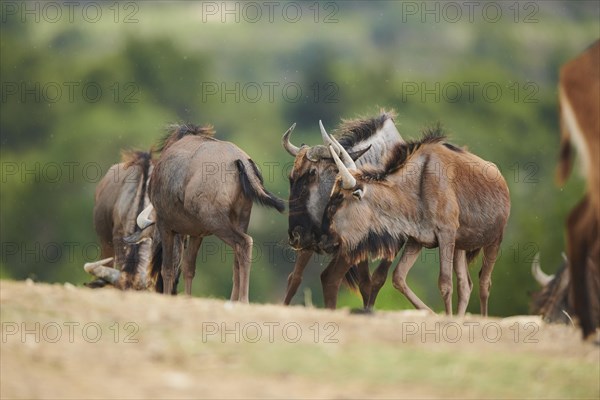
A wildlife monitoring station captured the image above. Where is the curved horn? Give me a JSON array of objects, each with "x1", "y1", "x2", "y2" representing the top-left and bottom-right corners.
[
  {"x1": 348, "y1": 145, "x2": 371, "y2": 161},
  {"x1": 281, "y1": 123, "x2": 299, "y2": 157},
  {"x1": 137, "y1": 204, "x2": 155, "y2": 229},
  {"x1": 531, "y1": 253, "x2": 554, "y2": 286},
  {"x1": 123, "y1": 228, "x2": 151, "y2": 245},
  {"x1": 319, "y1": 120, "x2": 357, "y2": 169},
  {"x1": 329, "y1": 145, "x2": 356, "y2": 189},
  {"x1": 84, "y1": 257, "x2": 121, "y2": 284},
  {"x1": 319, "y1": 120, "x2": 337, "y2": 149}
]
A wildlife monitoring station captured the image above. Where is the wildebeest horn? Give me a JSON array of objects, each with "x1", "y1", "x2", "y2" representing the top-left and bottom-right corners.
[
  {"x1": 329, "y1": 145, "x2": 357, "y2": 189},
  {"x1": 531, "y1": 253, "x2": 554, "y2": 286},
  {"x1": 84, "y1": 257, "x2": 121, "y2": 284},
  {"x1": 137, "y1": 204, "x2": 155, "y2": 229},
  {"x1": 319, "y1": 120, "x2": 357, "y2": 170},
  {"x1": 123, "y1": 227, "x2": 150, "y2": 245},
  {"x1": 282, "y1": 123, "x2": 299, "y2": 157},
  {"x1": 320, "y1": 120, "x2": 337, "y2": 149}
]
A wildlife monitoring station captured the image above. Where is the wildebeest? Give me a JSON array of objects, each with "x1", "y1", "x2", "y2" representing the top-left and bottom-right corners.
[
  {"x1": 556, "y1": 40, "x2": 600, "y2": 337},
  {"x1": 83, "y1": 150, "x2": 154, "y2": 290},
  {"x1": 282, "y1": 111, "x2": 404, "y2": 309},
  {"x1": 319, "y1": 126, "x2": 511, "y2": 315},
  {"x1": 145, "y1": 123, "x2": 285, "y2": 300},
  {"x1": 530, "y1": 253, "x2": 573, "y2": 324}
]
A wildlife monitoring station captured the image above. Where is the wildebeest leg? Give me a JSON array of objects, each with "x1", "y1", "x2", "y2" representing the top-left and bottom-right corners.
[
  {"x1": 320, "y1": 254, "x2": 349, "y2": 309},
  {"x1": 567, "y1": 196, "x2": 599, "y2": 336},
  {"x1": 216, "y1": 228, "x2": 253, "y2": 303},
  {"x1": 231, "y1": 256, "x2": 241, "y2": 302},
  {"x1": 158, "y1": 223, "x2": 177, "y2": 295},
  {"x1": 367, "y1": 259, "x2": 393, "y2": 311},
  {"x1": 438, "y1": 236, "x2": 456, "y2": 316},
  {"x1": 356, "y1": 259, "x2": 372, "y2": 309},
  {"x1": 453, "y1": 250, "x2": 471, "y2": 316},
  {"x1": 284, "y1": 250, "x2": 313, "y2": 305},
  {"x1": 479, "y1": 241, "x2": 500, "y2": 316},
  {"x1": 392, "y1": 239, "x2": 432, "y2": 312},
  {"x1": 182, "y1": 236, "x2": 203, "y2": 295}
]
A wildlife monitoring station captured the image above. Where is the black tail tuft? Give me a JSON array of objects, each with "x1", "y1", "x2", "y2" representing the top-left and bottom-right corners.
[
  {"x1": 150, "y1": 241, "x2": 164, "y2": 293},
  {"x1": 150, "y1": 238, "x2": 181, "y2": 295},
  {"x1": 467, "y1": 248, "x2": 481, "y2": 264},
  {"x1": 342, "y1": 265, "x2": 361, "y2": 293},
  {"x1": 235, "y1": 159, "x2": 285, "y2": 213}
]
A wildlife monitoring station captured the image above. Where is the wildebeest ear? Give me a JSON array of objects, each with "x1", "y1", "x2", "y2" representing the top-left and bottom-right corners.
[
  {"x1": 352, "y1": 188, "x2": 365, "y2": 200},
  {"x1": 349, "y1": 145, "x2": 371, "y2": 161}
]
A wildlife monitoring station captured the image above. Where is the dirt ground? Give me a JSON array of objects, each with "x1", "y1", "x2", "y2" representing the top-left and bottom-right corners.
[{"x1": 1, "y1": 280, "x2": 598, "y2": 399}]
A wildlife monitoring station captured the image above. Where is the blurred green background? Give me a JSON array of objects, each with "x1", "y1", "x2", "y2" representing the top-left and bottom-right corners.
[{"x1": 1, "y1": 1, "x2": 598, "y2": 315}]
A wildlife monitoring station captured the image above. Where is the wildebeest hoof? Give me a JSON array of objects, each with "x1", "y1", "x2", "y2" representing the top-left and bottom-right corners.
[{"x1": 350, "y1": 308, "x2": 374, "y2": 315}]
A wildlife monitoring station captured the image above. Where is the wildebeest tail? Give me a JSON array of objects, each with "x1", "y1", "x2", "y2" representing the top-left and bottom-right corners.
[
  {"x1": 342, "y1": 265, "x2": 360, "y2": 293},
  {"x1": 150, "y1": 239, "x2": 180, "y2": 295},
  {"x1": 467, "y1": 249, "x2": 481, "y2": 264},
  {"x1": 235, "y1": 159, "x2": 285, "y2": 213}
]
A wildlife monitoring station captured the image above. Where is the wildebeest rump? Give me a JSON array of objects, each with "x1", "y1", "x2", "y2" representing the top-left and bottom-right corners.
[{"x1": 149, "y1": 124, "x2": 285, "y2": 300}]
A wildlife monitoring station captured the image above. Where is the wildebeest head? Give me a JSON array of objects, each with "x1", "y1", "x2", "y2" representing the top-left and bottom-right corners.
[
  {"x1": 283, "y1": 122, "x2": 371, "y2": 251},
  {"x1": 284, "y1": 112, "x2": 402, "y2": 251},
  {"x1": 530, "y1": 253, "x2": 573, "y2": 324},
  {"x1": 320, "y1": 129, "x2": 450, "y2": 259}
]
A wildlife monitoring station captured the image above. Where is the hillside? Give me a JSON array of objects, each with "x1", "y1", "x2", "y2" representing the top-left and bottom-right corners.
[{"x1": 1, "y1": 280, "x2": 598, "y2": 399}]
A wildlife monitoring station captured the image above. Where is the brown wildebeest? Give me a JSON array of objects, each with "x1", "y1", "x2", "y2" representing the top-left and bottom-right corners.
[
  {"x1": 556, "y1": 40, "x2": 600, "y2": 337},
  {"x1": 319, "y1": 127, "x2": 511, "y2": 315},
  {"x1": 147, "y1": 123, "x2": 285, "y2": 300},
  {"x1": 282, "y1": 111, "x2": 404, "y2": 310},
  {"x1": 530, "y1": 253, "x2": 573, "y2": 324},
  {"x1": 83, "y1": 150, "x2": 155, "y2": 290}
]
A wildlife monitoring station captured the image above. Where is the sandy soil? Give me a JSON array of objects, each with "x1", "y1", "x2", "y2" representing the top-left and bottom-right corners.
[{"x1": 1, "y1": 280, "x2": 598, "y2": 399}]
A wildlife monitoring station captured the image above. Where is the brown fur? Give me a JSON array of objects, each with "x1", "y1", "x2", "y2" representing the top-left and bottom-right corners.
[
  {"x1": 321, "y1": 132, "x2": 510, "y2": 314},
  {"x1": 150, "y1": 124, "x2": 284, "y2": 300},
  {"x1": 557, "y1": 40, "x2": 600, "y2": 337},
  {"x1": 87, "y1": 150, "x2": 154, "y2": 290},
  {"x1": 284, "y1": 112, "x2": 404, "y2": 309},
  {"x1": 530, "y1": 260, "x2": 572, "y2": 324}
]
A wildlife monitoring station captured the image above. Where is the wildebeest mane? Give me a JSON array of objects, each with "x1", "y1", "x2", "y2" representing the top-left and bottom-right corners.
[
  {"x1": 348, "y1": 230, "x2": 405, "y2": 262},
  {"x1": 360, "y1": 124, "x2": 450, "y2": 181},
  {"x1": 334, "y1": 109, "x2": 397, "y2": 149},
  {"x1": 119, "y1": 150, "x2": 153, "y2": 278},
  {"x1": 121, "y1": 149, "x2": 152, "y2": 169},
  {"x1": 157, "y1": 123, "x2": 216, "y2": 152}
]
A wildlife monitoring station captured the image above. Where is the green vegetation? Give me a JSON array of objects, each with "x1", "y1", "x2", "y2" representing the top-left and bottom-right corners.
[{"x1": 1, "y1": 1, "x2": 598, "y2": 315}]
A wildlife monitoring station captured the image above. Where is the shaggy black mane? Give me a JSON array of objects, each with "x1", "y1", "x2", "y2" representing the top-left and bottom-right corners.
[
  {"x1": 348, "y1": 230, "x2": 405, "y2": 262},
  {"x1": 361, "y1": 123, "x2": 450, "y2": 181},
  {"x1": 334, "y1": 109, "x2": 397, "y2": 148},
  {"x1": 157, "y1": 123, "x2": 215, "y2": 152}
]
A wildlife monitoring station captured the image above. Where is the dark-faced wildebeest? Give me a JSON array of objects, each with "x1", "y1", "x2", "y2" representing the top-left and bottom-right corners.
[
  {"x1": 530, "y1": 253, "x2": 573, "y2": 324},
  {"x1": 282, "y1": 111, "x2": 404, "y2": 310},
  {"x1": 556, "y1": 40, "x2": 600, "y2": 337},
  {"x1": 145, "y1": 123, "x2": 285, "y2": 300},
  {"x1": 319, "y1": 127, "x2": 511, "y2": 315},
  {"x1": 83, "y1": 150, "x2": 154, "y2": 290}
]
